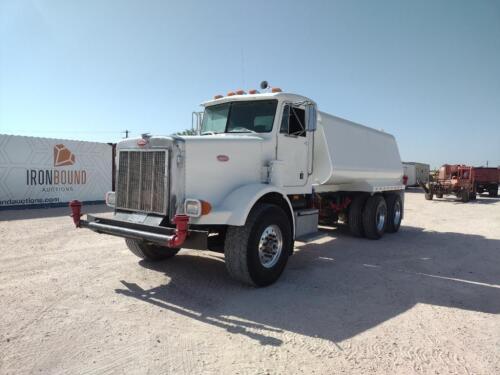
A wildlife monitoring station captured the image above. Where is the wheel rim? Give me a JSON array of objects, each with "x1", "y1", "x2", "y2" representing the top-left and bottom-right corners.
[
  {"x1": 376, "y1": 205, "x2": 386, "y2": 232},
  {"x1": 393, "y1": 201, "x2": 401, "y2": 226},
  {"x1": 258, "y1": 225, "x2": 283, "y2": 268}
]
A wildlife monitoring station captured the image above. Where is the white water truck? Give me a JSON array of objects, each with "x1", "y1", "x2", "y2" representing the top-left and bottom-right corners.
[{"x1": 70, "y1": 83, "x2": 405, "y2": 287}]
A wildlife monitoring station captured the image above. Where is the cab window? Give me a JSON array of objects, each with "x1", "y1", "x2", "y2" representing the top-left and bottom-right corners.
[{"x1": 280, "y1": 105, "x2": 306, "y2": 137}]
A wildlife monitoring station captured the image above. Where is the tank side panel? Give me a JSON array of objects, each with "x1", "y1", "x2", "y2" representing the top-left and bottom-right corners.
[{"x1": 313, "y1": 112, "x2": 403, "y2": 189}]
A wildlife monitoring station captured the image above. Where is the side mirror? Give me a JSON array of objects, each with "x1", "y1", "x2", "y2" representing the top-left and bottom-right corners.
[{"x1": 305, "y1": 104, "x2": 317, "y2": 132}]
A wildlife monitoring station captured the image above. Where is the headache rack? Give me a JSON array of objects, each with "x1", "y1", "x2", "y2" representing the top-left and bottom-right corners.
[{"x1": 115, "y1": 149, "x2": 169, "y2": 215}]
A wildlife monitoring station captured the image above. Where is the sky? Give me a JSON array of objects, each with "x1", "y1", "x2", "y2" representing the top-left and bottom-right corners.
[{"x1": 1, "y1": 0, "x2": 499, "y2": 168}]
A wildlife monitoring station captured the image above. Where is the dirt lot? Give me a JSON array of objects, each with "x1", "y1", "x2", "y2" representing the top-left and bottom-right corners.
[{"x1": 0, "y1": 190, "x2": 499, "y2": 374}]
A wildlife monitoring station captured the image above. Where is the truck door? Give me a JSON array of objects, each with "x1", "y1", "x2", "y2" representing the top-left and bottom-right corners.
[{"x1": 277, "y1": 104, "x2": 310, "y2": 187}]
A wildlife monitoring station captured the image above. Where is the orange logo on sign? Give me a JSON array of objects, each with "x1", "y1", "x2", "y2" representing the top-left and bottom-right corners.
[{"x1": 54, "y1": 144, "x2": 76, "y2": 167}]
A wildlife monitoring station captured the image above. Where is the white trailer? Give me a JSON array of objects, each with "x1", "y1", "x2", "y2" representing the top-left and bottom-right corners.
[
  {"x1": 403, "y1": 162, "x2": 430, "y2": 187},
  {"x1": 70, "y1": 87, "x2": 405, "y2": 287}
]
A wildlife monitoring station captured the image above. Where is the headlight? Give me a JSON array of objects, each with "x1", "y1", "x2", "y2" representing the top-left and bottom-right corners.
[
  {"x1": 184, "y1": 199, "x2": 211, "y2": 217},
  {"x1": 105, "y1": 191, "x2": 116, "y2": 207},
  {"x1": 184, "y1": 199, "x2": 202, "y2": 217}
]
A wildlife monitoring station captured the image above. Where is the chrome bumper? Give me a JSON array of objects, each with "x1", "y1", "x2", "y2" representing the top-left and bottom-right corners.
[{"x1": 80, "y1": 214, "x2": 208, "y2": 250}]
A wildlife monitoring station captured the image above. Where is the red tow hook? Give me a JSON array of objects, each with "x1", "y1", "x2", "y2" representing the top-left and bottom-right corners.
[
  {"x1": 168, "y1": 214, "x2": 189, "y2": 248},
  {"x1": 69, "y1": 200, "x2": 82, "y2": 228}
]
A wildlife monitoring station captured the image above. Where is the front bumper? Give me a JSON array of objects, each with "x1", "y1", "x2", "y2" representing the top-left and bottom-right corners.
[{"x1": 80, "y1": 214, "x2": 208, "y2": 250}]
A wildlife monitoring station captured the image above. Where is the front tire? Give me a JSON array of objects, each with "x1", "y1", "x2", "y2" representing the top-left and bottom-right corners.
[
  {"x1": 224, "y1": 203, "x2": 292, "y2": 287},
  {"x1": 362, "y1": 195, "x2": 387, "y2": 240},
  {"x1": 125, "y1": 239, "x2": 179, "y2": 261}
]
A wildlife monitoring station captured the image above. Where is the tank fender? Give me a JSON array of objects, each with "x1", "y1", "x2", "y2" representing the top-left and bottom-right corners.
[{"x1": 220, "y1": 183, "x2": 295, "y2": 232}]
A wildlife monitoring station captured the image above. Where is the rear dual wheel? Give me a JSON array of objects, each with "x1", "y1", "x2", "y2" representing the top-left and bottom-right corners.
[
  {"x1": 348, "y1": 193, "x2": 402, "y2": 240},
  {"x1": 348, "y1": 194, "x2": 367, "y2": 237},
  {"x1": 385, "y1": 194, "x2": 403, "y2": 233},
  {"x1": 362, "y1": 195, "x2": 388, "y2": 239}
]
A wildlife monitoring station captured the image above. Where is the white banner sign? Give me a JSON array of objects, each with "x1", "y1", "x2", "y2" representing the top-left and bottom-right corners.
[{"x1": 0, "y1": 134, "x2": 112, "y2": 208}]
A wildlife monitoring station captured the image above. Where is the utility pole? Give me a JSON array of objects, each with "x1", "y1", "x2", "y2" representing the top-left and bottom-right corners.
[{"x1": 122, "y1": 130, "x2": 129, "y2": 138}]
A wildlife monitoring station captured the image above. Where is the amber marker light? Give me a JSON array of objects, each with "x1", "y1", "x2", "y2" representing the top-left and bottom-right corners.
[{"x1": 201, "y1": 200, "x2": 212, "y2": 215}]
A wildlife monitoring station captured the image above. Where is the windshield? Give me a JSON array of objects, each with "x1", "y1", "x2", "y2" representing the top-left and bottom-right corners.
[{"x1": 201, "y1": 100, "x2": 278, "y2": 134}]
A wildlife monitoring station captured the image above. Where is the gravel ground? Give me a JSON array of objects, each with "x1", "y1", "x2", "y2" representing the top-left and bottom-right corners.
[{"x1": 0, "y1": 190, "x2": 499, "y2": 374}]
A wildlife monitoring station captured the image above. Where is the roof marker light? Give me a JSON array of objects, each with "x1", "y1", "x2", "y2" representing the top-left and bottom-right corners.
[
  {"x1": 271, "y1": 87, "x2": 282, "y2": 93},
  {"x1": 236, "y1": 89, "x2": 246, "y2": 95},
  {"x1": 248, "y1": 89, "x2": 259, "y2": 94},
  {"x1": 214, "y1": 94, "x2": 223, "y2": 99},
  {"x1": 227, "y1": 91, "x2": 236, "y2": 96}
]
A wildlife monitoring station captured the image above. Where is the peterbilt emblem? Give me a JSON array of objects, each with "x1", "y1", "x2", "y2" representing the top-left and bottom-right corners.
[
  {"x1": 217, "y1": 155, "x2": 229, "y2": 162},
  {"x1": 137, "y1": 139, "x2": 147, "y2": 147}
]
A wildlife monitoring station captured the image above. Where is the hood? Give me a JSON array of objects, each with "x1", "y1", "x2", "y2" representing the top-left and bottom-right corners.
[{"x1": 182, "y1": 135, "x2": 264, "y2": 207}]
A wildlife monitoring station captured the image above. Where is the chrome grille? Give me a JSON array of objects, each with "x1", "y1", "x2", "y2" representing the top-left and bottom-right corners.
[{"x1": 116, "y1": 150, "x2": 168, "y2": 214}]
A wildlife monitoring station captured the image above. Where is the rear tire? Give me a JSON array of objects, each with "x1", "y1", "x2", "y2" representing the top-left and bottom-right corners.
[
  {"x1": 385, "y1": 193, "x2": 403, "y2": 233},
  {"x1": 436, "y1": 193, "x2": 443, "y2": 198},
  {"x1": 224, "y1": 203, "x2": 292, "y2": 287},
  {"x1": 489, "y1": 186, "x2": 498, "y2": 197},
  {"x1": 424, "y1": 190, "x2": 433, "y2": 200},
  {"x1": 459, "y1": 190, "x2": 470, "y2": 203},
  {"x1": 348, "y1": 194, "x2": 367, "y2": 237},
  {"x1": 362, "y1": 195, "x2": 387, "y2": 240},
  {"x1": 125, "y1": 239, "x2": 179, "y2": 261}
]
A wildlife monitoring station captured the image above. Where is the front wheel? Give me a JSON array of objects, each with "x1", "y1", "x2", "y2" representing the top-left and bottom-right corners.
[
  {"x1": 125, "y1": 239, "x2": 179, "y2": 261},
  {"x1": 224, "y1": 203, "x2": 292, "y2": 287}
]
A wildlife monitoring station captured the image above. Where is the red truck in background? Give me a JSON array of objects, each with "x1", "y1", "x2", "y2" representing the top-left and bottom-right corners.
[
  {"x1": 422, "y1": 165, "x2": 475, "y2": 202},
  {"x1": 421, "y1": 165, "x2": 499, "y2": 202}
]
